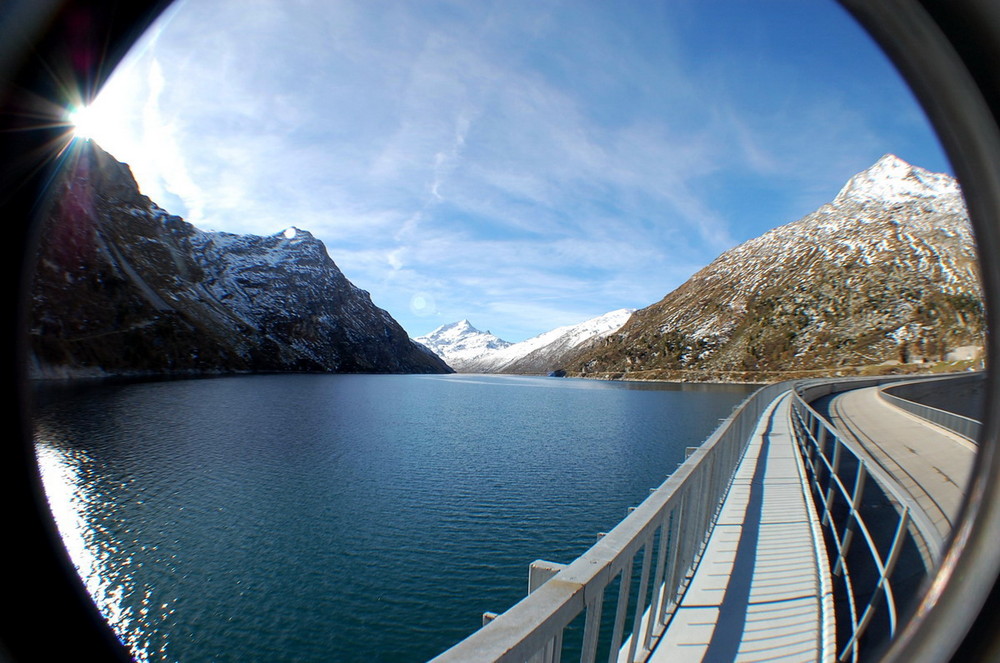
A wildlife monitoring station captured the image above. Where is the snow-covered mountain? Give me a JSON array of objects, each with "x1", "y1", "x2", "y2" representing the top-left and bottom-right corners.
[
  {"x1": 570, "y1": 155, "x2": 984, "y2": 381},
  {"x1": 833, "y1": 153, "x2": 963, "y2": 208},
  {"x1": 413, "y1": 320, "x2": 513, "y2": 370},
  {"x1": 30, "y1": 142, "x2": 452, "y2": 377},
  {"x1": 416, "y1": 309, "x2": 634, "y2": 373}
]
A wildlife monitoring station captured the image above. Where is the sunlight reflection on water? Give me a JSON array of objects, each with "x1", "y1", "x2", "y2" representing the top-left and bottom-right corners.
[{"x1": 35, "y1": 432, "x2": 172, "y2": 662}]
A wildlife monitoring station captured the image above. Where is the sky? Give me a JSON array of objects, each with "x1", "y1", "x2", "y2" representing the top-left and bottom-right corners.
[{"x1": 73, "y1": 0, "x2": 952, "y2": 342}]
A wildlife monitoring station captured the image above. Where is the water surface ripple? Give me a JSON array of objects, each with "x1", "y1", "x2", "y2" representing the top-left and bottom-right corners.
[{"x1": 32, "y1": 374, "x2": 754, "y2": 662}]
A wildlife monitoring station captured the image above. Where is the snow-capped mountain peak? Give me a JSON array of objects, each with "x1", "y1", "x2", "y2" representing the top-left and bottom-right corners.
[
  {"x1": 449, "y1": 319, "x2": 477, "y2": 334},
  {"x1": 415, "y1": 309, "x2": 634, "y2": 373},
  {"x1": 834, "y1": 154, "x2": 961, "y2": 207},
  {"x1": 415, "y1": 321, "x2": 513, "y2": 364},
  {"x1": 570, "y1": 155, "x2": 982, "y2": 381}
]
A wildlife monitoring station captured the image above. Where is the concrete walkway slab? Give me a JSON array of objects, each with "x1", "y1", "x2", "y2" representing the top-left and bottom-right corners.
[{"x1": 647, "y1": 393, "x2": 834, "y2": 663}]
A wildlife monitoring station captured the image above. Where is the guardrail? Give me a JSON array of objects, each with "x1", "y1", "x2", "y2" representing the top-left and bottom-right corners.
[
  {"x1": 432, "y1": 374, "x2": 946, "y2": 662},
  {"x1": 430, "y1": 381, "x2": 792, "y2": 663},
  {"x1": 789, "y1": 390, "x2": 932, "y2": 663},
  {"x1": 879, "y1": 378, "x2": 982, "y2": 443}
]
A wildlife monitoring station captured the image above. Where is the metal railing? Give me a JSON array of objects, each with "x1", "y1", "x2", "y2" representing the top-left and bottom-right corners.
[
  {"x1": 432, "y1": 374, "x2": 946, "y2": 663},
  {"x1": 430, "y1": 381, "x2": 791, "y2": 663},
  {"x1": 789, "y1": 390, "x2": 933, "y2": 663}
]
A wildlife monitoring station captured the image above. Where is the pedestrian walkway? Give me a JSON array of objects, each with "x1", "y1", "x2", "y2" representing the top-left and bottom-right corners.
[{"x1": 647, "y1": 393, "x2": 835, "y2": 662}]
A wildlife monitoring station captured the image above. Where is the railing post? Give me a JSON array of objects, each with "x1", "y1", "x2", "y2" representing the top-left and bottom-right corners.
[
  {"x1": 607, "y1": 558, "x2": 634, "y2": 663},
  {"x1": 822, "y1": 438, "x2": 842, "y2": 528},
  {"x1": 661, "y1": 507, "x2": 687, "y2": 628},
  {"x1": 833, "y1": 464, "x2": 867, "y2": 576},
  {"x1": 816, "y1": 424, "x2": 830, "y2": 475},
  {"x1": 527, "y1": 637, "x2": 561, "y2": 663},
  {"x1": 644, "y1": 516, "x2": 672, "y2": 650},
  {"x1": 838, "y1": 507, "x2": 911, "y2": 660},
  {"x1": 658, "y1": 509, "x2": 681, "y2": 626},
  {"x1": 880, "y1": 507, "x2": 911, "y2": 635},
  {"x1": 626, "y1": 538, "x2": 654, "y2": 663},
  {"x1": 529, "y1": 560, "x2": 567, "y2": 594},
  {"x1": 580, "y1": 587, "x2": 605, "y2": 663}
]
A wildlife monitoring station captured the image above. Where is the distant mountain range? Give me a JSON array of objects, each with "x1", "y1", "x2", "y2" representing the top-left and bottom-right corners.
[
  {"x1": 415, "y1": 309, "x2": 634, "y2": 374},
  {"x1": 30, "y1": 145, "x2": 981, "y2": 383},
  {"x1": 30, "y1": 142, "x2": 451, "y2": 378},
  {"x1": 566, "y1": 155, "x2": 984, "y2": 382}
]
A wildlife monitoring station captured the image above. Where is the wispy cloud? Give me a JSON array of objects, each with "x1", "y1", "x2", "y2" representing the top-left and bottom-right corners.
[{"x1": 88, "y1": 0, "x2": 950, "y2": 341}]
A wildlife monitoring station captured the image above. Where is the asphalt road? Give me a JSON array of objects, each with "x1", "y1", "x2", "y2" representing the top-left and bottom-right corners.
[{"x1": 825, "y1": 385, "x2": 977, "y2": 556}]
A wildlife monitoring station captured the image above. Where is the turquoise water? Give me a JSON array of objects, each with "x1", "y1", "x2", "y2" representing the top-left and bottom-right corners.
[{"x1": 32, "y1": 374, "x2": 754, "y2": 662}]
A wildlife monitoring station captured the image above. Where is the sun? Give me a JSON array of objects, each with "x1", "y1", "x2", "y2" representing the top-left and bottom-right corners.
[{"x1": 67, "y1": 104, "x2": 103, "y2": 140}]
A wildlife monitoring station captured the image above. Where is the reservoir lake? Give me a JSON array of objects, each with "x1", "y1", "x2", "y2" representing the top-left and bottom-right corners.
[{"x1": 32, "y1": 373, "x2": 755, "y2": 662}]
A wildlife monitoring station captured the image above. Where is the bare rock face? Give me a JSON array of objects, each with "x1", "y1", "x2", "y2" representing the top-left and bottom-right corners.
[
  {"x1": 29, "y1": 141, "x2": 452, "y2": 378},
  {"x1": 569, "y1": 155, "x2": 984, "y2": 382}
]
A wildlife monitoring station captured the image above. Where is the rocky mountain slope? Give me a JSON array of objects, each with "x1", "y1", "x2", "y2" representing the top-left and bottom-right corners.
[
  {"x1": 416, "y1": 309, "x2": 633, "y2": 373},
  {"x1": 567, "y1": 155, "x2": 984, "y2": 382},
  {"x1": 30, "y1": 141, "x2": 451, "y2": 377}
]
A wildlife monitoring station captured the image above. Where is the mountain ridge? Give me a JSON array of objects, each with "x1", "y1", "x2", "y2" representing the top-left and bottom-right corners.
[
  {"x1": 30, "y1": 141, "x2": 452, "y2": 378},
  {"x1": 565, "y1": 155, "x2": 983, "y2": 382},
  {"x1": 415, "y1": 309, "x2": 634, "y2": 374}
]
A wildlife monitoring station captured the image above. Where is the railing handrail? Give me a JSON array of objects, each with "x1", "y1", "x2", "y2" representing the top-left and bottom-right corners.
[
  {"x1": 788, "y1": 388, "x2": 936, "y2": 663},
  {"x1": 430, "y1": 380, "x2": 793, "y2": 663},
  {"x1": 431, "y1": 374, "x2": 945, "y2": 663},
  {"x1": 789, "y1": 391, "x2": 946, "y2": 562}
]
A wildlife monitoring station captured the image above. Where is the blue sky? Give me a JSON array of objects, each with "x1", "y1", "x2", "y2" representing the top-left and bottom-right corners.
[{"x1": 78, "y1": 0, "x2": 951, "y2": 342}]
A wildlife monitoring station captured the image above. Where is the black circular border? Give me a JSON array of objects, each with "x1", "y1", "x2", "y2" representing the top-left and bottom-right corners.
[{"x1": 1, "y1": 2, "x2": 998, "y2": 661}]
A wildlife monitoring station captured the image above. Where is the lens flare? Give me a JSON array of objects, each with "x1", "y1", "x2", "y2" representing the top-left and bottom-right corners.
[{"x1": 410, "y1": 292, "x2": 437, "y2": 317}]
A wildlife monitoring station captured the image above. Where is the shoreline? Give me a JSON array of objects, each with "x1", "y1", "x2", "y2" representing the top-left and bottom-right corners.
[
  {"x1": 26, "y1": 358, "x2": 983, "y2": 389},
  {"x1": 557, "y1": 358, "x2": 983, "y2": 386}
]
